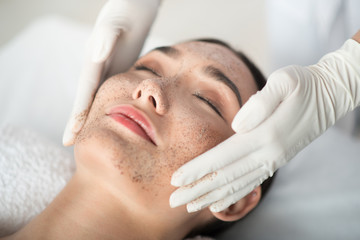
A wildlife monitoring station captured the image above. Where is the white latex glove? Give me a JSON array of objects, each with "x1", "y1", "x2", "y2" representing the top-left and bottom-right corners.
[
  {"x1": 170, "y1": 36, "x2": 360, "y2": 213},
  {"x1": 63, "y1": 0, "x2": 161, "y2": 146}
]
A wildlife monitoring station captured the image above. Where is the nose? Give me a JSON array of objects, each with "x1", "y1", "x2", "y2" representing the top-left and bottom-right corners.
[{"x1": 132, "y1": 78, "x2": 169, "y2": 115}]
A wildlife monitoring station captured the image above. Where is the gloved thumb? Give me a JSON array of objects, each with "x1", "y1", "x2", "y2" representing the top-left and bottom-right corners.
[
  {"x1": 90, "y1": 0, "x2": 131, "y2": 63},
  {"x1": 232, "y1": 68, "x2": 292, "y2": 133},
  {"x1": 91, "y1": 26, "x2": 123, "y2": 63}
]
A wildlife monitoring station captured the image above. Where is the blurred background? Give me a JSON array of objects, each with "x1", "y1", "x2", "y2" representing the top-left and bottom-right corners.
[{"x1": 0, "y1": 0, "x2": 270, "y2": 73}]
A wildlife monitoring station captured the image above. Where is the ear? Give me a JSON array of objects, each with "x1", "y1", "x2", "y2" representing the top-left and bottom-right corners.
[{"x1": 211, "y1": 186, "x2": 262, "y2": 222}]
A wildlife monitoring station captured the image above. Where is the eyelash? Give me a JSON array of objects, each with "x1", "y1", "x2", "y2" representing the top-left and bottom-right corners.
[
  {"x1": 193, "y1": 92, "x2": 223, "y2": 118},
  {"x1": 134, "y1": 63, "x2": 161, "y2": 77},
  {"x1": 135, "y1": 63, "x2": 223, "y2": 118}
]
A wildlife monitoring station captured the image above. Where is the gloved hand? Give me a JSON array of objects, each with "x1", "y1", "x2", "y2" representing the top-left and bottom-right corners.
[
  {"x1": 170, "y1": 35, "x2": 360, "y2": 213},
  {"x1": 63, "y1": 0, "x2": 161, "y2": 146}
]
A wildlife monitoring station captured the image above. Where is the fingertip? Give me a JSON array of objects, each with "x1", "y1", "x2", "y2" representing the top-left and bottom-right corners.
[
  {"x1": 169, "y1": 190, "x2": 182, "y2": 208},
  {"x1": 231, "y1": 109, "x2": 247, "y2": 132},
  {"x1": 62, "y1": 137, "x2": 74, "y2": 146},
  {"x1": 169, "y1": 189, "x2": 185, "y2": 208},
  {"x1": 91, "y1": 29, "x2": 120, "y2": 63},
  {"x1": 186, "y1": 203, "x2": 202, "y2": 213},
  {"x1": 169, "y1": 195, "x2": 176, "y2": 208},
  {"x1": 171, "y1": 169, "x2": 185, "y2": 187},
  {"x1": 62, "y1": 121, "x2": 75, "y2": 146},
  {"x1": 232, "y1": 85, "x2": 282, "y2": 133},
  {"x1": 63, "y1": 116, "x2": 83, "y2": 146},
  {"x1": 209, "y1": 203, "x2": 226, "y2": 213},
  {"x1": 62, "y1": 128, "x2": 75, "y2": 146},
  {"x1": 171, "y1": 179, "x2": 181, "y2": 187},
  {"x1": 231, "y1": 94, "x2": 259, "y2": 133}
]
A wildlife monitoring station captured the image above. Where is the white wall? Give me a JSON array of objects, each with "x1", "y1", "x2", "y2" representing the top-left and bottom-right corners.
[{"x1": 0, "y1": 0, "x2": 270, "y2": 74}]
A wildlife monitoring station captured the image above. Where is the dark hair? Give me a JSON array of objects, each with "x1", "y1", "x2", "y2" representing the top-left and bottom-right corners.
[{"x1": 185, "y1": 38, "x2": 274, "y2": 238}]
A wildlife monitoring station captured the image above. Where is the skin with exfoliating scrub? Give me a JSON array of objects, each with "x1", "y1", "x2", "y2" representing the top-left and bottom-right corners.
[{"x1": 2, "y1": 41, "x2": 262, "y2": 240}]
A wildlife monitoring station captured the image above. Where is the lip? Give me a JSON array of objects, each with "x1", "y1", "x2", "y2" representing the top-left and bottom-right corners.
[{"x1": 106, "y1": 105, "x2": 157, "y2": 145}]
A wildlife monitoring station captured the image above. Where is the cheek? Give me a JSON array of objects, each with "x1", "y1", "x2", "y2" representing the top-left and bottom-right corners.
[
  {"x1": 94, "y1": 76, "x2": 134, "y2": 104},
  {"x1": 78, "y1": 74, "x2": 139, "y2": 134},
  {"x1": 159, "y1": 104, "x2": 234, "y2": 177}
]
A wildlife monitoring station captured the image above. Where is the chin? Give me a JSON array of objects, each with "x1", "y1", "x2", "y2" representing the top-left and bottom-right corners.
[
  {"x1": 73, "y1": 125, "x2": 175, "y2": 209},
  {"x1": 75, "y1": 123, "x2": 165, "y2": 185}
]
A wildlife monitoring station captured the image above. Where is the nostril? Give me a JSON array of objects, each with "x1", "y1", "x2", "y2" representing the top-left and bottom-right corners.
[
  {"x1": 149, "y1": 96, "x2": 157, "y2": 108},
  {"x1": 137, "y1": 90, "x2": 142, "y2": 98}
]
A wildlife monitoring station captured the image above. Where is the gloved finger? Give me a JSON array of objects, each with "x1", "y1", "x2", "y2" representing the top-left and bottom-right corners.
[
  {"x1": 186, "y1": 167, "x2": 266, "y2": 213},
  {"x1": 91, "y1": 27, "x2": 123, "y2": 63},
  {"x1": 232, "y1": 68, "x2": 296, "y2": 133},
  {"x1": 170, "y1": 171, "x2": 219, "y2": 208},
  {"x1": 170, "y1": 152, "x2": 266, "y2": 208},
  {"x1": 171, "y1": 132, "x2": 257, "y2": 187},
  {"x1": 63, "y1": 115, "x2": 79, "y2": 146},
  {"x1": 209, "y1": 179, "x2": 262, "y2": 213},
  {"x1": 91, "y1": 0, "x2": 131, "y2": 63},
  {"x1": 63, "y1": 62, "x2": 104, "y2": 146}
]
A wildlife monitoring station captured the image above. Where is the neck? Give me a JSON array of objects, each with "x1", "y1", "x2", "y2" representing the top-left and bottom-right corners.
[{"x1": 6, "y1": 172, "x2": 184, "y2": 240}]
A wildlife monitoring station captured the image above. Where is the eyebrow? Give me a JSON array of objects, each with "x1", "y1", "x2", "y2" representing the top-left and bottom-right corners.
[
  {"x1": 152, "y1": 46, "x2": 180, "y2": 58},
  {"x1": 152, "y1": 46, "x2": 242, "y2": 107},
  {"x1": 203, "y1": 66, "x2": 242, "y2": 107}
]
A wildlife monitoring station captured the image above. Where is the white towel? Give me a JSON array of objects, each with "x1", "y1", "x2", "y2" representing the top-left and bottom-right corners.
[{"x1": 0, "y1": 124, "x2": 75, "y2": 237}]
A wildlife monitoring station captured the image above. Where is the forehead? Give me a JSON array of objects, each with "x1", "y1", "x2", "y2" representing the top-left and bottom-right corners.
[{"x1": 176, "y1": 41, "x2": 244, "y2": 70}]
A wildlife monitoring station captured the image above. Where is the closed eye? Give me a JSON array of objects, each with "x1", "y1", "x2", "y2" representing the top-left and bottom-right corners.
[
  {"x1": 134, "y1": 63, "x2": 161, "y2": 77},
  {"x1": 193, "y1": 93, "x2": 223, "y2": 118}
]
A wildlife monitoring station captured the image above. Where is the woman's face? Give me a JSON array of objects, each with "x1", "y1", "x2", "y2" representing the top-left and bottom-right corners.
[{"x1": 74, "y1": 41, "x2": 258, "y2": 213}]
